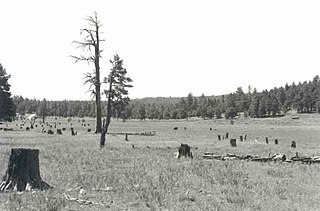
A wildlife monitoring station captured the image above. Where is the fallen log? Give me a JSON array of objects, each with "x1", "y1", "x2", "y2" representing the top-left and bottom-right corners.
[
  {"x1": 107, "y1": 131, "x2": 156, "y2": 136},
  {"x1": 203, "y1": 152, "x2": 320, "y2": 165}
]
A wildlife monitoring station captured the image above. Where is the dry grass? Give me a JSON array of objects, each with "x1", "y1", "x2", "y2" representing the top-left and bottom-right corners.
[{"x1": 1, "y1": 114, "x2": 320, "y2": 210}]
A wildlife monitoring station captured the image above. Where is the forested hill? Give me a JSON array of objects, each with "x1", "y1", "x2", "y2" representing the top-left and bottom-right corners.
[{"x1": 13, "y1": 75, "x2": 320, "y2": 120}]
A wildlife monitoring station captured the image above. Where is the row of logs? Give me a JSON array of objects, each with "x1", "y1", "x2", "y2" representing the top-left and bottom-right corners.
[{"x1": 203, "y1": 152, "x2": 320, "y2": 164}]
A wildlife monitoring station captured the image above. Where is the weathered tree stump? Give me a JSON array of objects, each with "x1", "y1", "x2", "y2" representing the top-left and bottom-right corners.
[
  {"x1": 173, "y1": 127, "x2": 178, "y2": 130},
  {"x1": 47, "y1": 129, "x2": 54, "y2": 135},
  {"x1": 291, "y1": 140, "x2": 296, "y2": 148},
  {"x1": 71, "y1": 128, "x2": 76, "y2": 136},
  {"x1": 230, "y1": 139, "x2": 237, "y2": 147},
  {"x1": 57, "y1": 129, "x2": 62, "y2": 135},
  {"x1": 125, "y1": 134, "x2": 129, "y2": 141},
  {"x1": 0, "y1": 148, "x2": 51, "y2": 192},
  {"x1": 275, "y1": 139, "x2": 278, "y2": 145},
  {"x1": 266, "y1": 137, "x2": 269, "y2": 144},
  {"x1": 240, "y1": 136, "x2": 243, "y2": 142},
  {"x1": 218, "y1": 135, "x2": 221, "y2": 141},
  {"x1": 244, "y1": 134, "x2": 247, "y2": 141},
  {"x1": 225, "y1": 132, "x2": 229, "y2": 139},
  {"x1": 87, "y1": 128, "x2": 91, "y2": 132},
  {"x1": 178, "y1": 144, "x2": 193, "y2": 159}
]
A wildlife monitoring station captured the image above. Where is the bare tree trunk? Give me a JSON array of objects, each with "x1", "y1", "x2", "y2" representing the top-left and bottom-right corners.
[
  {"x1": 100, "y1": 80, "x2": 113, "y2": 148},
  {"x1": 95, "y1": 18, "x2": 102, "y2": 133},
  {"x1": 100, "y1": 117, "x2": 110, "y2": 148},
  {"x1": 95, "y1": 89, "x2": 102, "y2": 133}
]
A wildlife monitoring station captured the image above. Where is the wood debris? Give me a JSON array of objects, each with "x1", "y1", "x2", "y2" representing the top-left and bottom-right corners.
[
  {"x1": 203, "y1": 152, "x2": 320, "y2": 164},
  {"x1": 63, "y1": 193, "x2": 110, "y2": 208}
]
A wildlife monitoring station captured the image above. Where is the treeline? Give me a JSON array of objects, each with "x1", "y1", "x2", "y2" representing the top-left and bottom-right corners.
[
  {"x1": 13, "y1": 75, "x2": 320, "y2": 120},
  {"x1": 13, "y1": 97, "x2": 128, "y2": 119},
  {"x1": 128, "y1": 75, "x2": 320, "y2": 119},
  {"x1": 13, "y1": 97, "x2": 97, "y2": 118}
]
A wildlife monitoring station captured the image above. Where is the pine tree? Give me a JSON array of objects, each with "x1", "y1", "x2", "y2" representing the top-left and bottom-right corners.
[
  {"x1": 0, "y1": 64, "x2": 15, "y2": 121},
  {"x1": 100, "y1": 55, "x2": 133, "y2": 148}
]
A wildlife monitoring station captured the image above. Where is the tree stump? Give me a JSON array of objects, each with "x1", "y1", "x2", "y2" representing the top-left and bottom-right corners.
[
  {"x1": 218, "y1": 135, "x2": 221, "y2": 141},
  {"x1": 225, "y1": 132, "x2": 229, "y2": 139},
  {"x1": 275, "y1": 139, "x2": 278, "y2": 145},
  {"x1": 291, "y1": 140, "x2": 296, "y2": 148},
  {"x1": 178, "y1": 144, "x2": 193, "y2": 159},
  {"x1": 244, "y1": 134, "x2": 247, "y2": 141},
  {"x1": 230, "y1": 139, "x2": 237, "y2": 147},
  {"x1": 57, "y1": 129, "x2": 62, "y2": 135},
  {"x1": 125, "y1": 134, "x2": 129, "y2": 141},
  {"x1": 266, "y1": 137, "x2": 269, "y2": 144},
  {"x1": 240, "y1": 136, "x2": 243, "y2": 142},
  {"x1": 71, "y1": 128, "x2": 76, "y2": 136},
  {"x1": 0, "y1": 148, "x2": 51, "y2": 192},
  {"x1": 47, "y1": 129, "x2": 54, "y2": 135}
]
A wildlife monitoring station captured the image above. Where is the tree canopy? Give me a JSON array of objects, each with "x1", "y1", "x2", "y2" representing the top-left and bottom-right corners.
[{"x1": 0, "y1": 64, "x2": 15, "y2": 121}]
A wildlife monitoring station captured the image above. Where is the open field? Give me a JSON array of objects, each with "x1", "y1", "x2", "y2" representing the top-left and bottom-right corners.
[{"x1": 1, "y1": 114, "x2": 320, "y2": 210}]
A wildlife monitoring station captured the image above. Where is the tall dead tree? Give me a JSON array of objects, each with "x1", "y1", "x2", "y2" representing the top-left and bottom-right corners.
[
  {"x1": 100, "y1": 55, "x2": 133, "y2": 148},
  {"x1": 71, "y1": 12, "x2": 105, "y2": 133}
]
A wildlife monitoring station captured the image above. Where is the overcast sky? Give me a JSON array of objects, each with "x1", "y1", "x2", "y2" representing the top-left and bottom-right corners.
[{"x1": 1, "y1": 0, "x2": 320, "y2": 100}]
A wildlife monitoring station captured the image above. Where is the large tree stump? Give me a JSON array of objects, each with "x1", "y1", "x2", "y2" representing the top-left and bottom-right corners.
[
  {"x1": 57, "y1": 129, "x2": 62, "y2": 135},
  {"x1": 0, "y1": 148, "x2": 52, "y2": 192},
  {"x1": 178, "y1": 144, "x2": 193, "y2": 159},
  {"x1": 230, "y1": 139, "x2": 237, "y2": 147}
]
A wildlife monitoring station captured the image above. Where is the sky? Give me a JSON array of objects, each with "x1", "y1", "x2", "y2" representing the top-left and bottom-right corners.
[{"x1": 1, "y1": 0, "x2": 320, "y2": 100}]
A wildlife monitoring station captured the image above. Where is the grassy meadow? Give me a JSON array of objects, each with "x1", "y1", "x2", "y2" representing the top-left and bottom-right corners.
[{"x1": 1, "y1": 114, "x2": 320, "y2": 210}]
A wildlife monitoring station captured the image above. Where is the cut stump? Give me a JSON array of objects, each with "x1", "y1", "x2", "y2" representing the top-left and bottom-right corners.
[
  {"x1": 230, "y1": 139, "x2": 237, "y2": 147},
  {"x1": 0, "y1": 148, "x2": 52, "y2": 192},
  {"x1": 178, "y1": 144, "x2": 193, "y2": 159}
]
